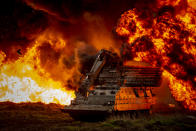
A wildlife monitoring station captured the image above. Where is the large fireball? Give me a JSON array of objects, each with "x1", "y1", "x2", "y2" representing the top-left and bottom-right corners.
[{"x1": 116, "y1": 0, "x2": 196, "y2": 110}]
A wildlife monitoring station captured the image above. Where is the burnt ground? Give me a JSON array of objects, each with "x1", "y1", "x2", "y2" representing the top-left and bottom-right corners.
[{"x1": 0, "y1": 102, "x2": 196, "y2": 131}]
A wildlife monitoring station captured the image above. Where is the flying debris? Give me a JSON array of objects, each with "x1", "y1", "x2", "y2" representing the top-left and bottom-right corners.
[{"x1": 17, "y1": 49, "x2": 22, "y2": 55}]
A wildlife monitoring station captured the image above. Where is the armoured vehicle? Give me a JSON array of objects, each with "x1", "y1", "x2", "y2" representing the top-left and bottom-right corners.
[{"x1": 62, "y1": 49, "x2": 162, "y2": 120}]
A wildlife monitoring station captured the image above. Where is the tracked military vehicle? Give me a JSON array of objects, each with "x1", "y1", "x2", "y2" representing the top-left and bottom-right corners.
[{"x1": 62, "y1": 49, "x2": 162, "y2": 120}]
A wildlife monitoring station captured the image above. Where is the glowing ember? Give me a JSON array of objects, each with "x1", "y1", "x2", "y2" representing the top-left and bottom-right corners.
[{"x1": 116, "y1": 0, "x2": 196, "y2": 110}]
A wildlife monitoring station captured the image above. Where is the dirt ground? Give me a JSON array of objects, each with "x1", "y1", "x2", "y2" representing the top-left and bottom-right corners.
[{"x1": 0, "y1": 102, "x2": 196, "y2": 131}]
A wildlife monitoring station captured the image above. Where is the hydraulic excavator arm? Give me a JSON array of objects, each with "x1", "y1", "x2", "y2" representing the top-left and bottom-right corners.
[{"x1": 77, "y1": 49, "x2": 110, "y2": 97}]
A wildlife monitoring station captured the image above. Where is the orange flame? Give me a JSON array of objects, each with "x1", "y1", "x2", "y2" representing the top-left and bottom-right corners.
[
  {"x1": 163, "y1": 70, "x2": 196, "y2": 109},
  {"x1": 116, "y1": 0, "x2": 196, "y2": 110},
  {"x1": 0, "y1": 29, "x2": 76, "y2": 105}
]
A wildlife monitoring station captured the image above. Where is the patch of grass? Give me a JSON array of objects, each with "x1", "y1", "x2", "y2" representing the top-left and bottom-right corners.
[
  {"x1": 103, "y1": 113, "x2": 196, "y2": 131},
  {"x1": 101, "y1": 122, "x2": 114, "y2": 127}
]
